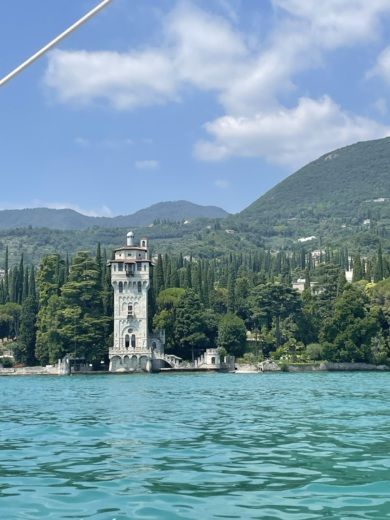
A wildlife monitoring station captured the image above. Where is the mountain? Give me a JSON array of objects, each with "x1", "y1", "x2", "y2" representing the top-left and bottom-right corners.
[
  {"x1": 234, "y1": 137, "x2": 390, "y2": 246},
  {"x1": 113, "y1": 201, "x2": 229, "y2": 227},
  {"x1": 0, "y1": 201, "x2": 229, "y2": 230},
  {"x1": 2, "y1": 138, "x2": 390, "y2": 264}
]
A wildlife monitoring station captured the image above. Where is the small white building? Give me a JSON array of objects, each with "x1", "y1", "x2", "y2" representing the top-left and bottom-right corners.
[
  {"x1": 292, "y1": 278, "x2": 321, "y2": 294},
  {"x1": 194, "y1": 348, "x2": 221, "y2": 369},
  {"x1": 345, "y1": 270, "x2": 353, "y2": 283}
]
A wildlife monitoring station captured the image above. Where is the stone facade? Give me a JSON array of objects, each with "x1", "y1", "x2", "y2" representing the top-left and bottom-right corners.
[{"x1": 108, "y1": 232, "x2": 164, "y2": 372}]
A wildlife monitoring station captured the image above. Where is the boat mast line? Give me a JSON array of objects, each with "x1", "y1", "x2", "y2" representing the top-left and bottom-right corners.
[{"x1": 0, "y1": 0, "x2": 112, "y2": 88}]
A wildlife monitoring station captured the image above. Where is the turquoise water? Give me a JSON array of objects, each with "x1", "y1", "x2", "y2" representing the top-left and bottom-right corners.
[{"x1": 0, "y1": 373, "x2": 389, "y2": 519}]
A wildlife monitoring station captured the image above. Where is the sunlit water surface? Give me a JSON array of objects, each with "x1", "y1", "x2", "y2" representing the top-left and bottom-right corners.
[{"x1": 0, "y1": 372, "x2": 389, "y2": 519}]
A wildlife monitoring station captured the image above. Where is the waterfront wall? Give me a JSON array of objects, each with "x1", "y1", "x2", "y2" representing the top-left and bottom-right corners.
[{"x1": 0, "y1": 365, "x2": 62, "y2": 376}]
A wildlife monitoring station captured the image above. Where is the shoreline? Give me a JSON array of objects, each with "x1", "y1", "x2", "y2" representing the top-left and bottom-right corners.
[
  {"x1": 235, "y1": 361, "x2": 390, "y2": 373},
  {"x1": 1, "y1": 361, "x2": 390, "y2": 376}
]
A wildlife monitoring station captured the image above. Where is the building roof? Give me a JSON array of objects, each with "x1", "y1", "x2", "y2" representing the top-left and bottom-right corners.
[{"x1": 114, "y1": 246, "x2": 147, "y2": 252}]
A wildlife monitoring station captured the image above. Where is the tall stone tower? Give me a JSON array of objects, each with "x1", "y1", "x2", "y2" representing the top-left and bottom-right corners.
[{"x1": 108, "y1": 231, "x2": 164, "y2": 372}]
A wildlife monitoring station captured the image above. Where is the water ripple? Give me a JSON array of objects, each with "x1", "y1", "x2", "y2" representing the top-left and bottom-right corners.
[{"x1": 0, "y1": 372, "x2": 389, "y2": 519}]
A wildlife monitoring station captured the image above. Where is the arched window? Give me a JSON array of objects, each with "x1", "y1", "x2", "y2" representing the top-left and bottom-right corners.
[
  {"x1": 211, "y1": 357, "x2": 216, "y2": 364},
  {"x1": 141, "y1": 240, "x2": 146, "y2": 247},
  {"x1": 137, "y1": 281, "x2": 142, "y2": 293},
  {"x1": 125, "y1": 335, "x2": 130, "y2": 349},
  {"x1": 128, "y1": 304, "x2": 133, "y2": 317},
  {"x1": 119, "y1": 282, "x2": 123, "y2": 293},
  {"x1": 131, "y1": 334, "x2": 136, "y2": 349}
]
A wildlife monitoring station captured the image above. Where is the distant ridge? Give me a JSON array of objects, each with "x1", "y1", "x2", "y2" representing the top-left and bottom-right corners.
[{"x1": 0, "y1": 201, "x2": 229, "y2": 230}]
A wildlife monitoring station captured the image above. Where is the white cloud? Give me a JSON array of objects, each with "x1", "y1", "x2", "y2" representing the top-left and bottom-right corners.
[
  {"x1": 368, "y1": 46, "x2": 390, "y2": 84},
  {"x1": 135, "y1": 160, "x2": 160, "y2": 170},
  {"x1": 167, "y1": 3, "x2": 248, "y2": 93},
  {"x1": 214, "y1": 179, "x2": 231, "y2": 189},
  {"x1": 273, "y1": 0, "x2": 390, "y2": 47},
  {"x1": 196, "y1": 96, "x2": 390, "y2": 168},
  {"x1": 43, "y1": 2, "x2": 390, "y2": 169},
  {"x1": 45, "y1": 49, "x2": 177, "y2": 109},
  {"x1": 373, "y1": 97, "x2": 388, "y2": 116}
]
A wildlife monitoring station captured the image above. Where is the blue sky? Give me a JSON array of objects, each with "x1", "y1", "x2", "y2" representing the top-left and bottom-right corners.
[{"x1": 2, "y1": 0, "x2": 390, "y2": 216}]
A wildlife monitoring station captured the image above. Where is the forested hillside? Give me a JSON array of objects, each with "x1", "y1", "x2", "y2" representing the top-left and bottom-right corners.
[{"x1": 233, "y1": 137, "x2": 390, "y2": 248}]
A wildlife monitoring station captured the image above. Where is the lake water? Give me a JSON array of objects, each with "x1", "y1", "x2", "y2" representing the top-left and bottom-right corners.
[{"x1": 0, "y1": 372, "x2": 389, "y2": 519}]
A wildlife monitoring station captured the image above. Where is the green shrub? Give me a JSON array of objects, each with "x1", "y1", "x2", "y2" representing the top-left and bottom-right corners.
[
  {"x1": 1, "y1": 357, "x2": 14, "y2": 368},
  {"x1": 305, "y1": 343, "x2": 325, "y2": 361}
]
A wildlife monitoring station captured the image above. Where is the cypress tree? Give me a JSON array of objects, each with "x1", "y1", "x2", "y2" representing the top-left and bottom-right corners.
[
  {"x1": 164, "y1": 257, "x2": 172, "y2": 289},
  {"x1": 29, "y1": 268, "x2": 36, "y2": 300},
  {"x1": 185, "y1": 262, "x2": 192, "y2": 289},
  {"x1": 337, "y1": 269, "x2": 347, "y2": 295},
  {"x1": 227, "y1": 265, "x2": 236, "y2": 313},
  {"x1": 156, "y1": 254, "x2": 165, "y2": 294},
  {"x1": 4, "y1": 246, "x2": 9, "y2": 303},
  {"x1": 304, "y1": 269, "x2": 311, "y2": 291},
  {"x1": 374, "y1": 243, "x2": 384, "y2": 282},
  {"x1": 169, "y1": 257, "x2": 179, "y2": 287},
  {"x1": 65, "y1": 253, "x2": 70, "y2": 282},
  {"x1": 95, "y1": 242, "x2": 103, "y2": 291},
  {"x1": 22, "y1": 266, "x2": 29, "y2": 302},
  {"x1": 17, "y1": 294, "x2": 38, "y2": 366},
  {"x1": 18, "y1": 254, "x2": 24, "y2": 304},
  {"x1": 178, "y1": 252, "x2": 184, "y2": 269},
  {"x1": 352, "y1": 254, "x2": 363, "y2": 282}
]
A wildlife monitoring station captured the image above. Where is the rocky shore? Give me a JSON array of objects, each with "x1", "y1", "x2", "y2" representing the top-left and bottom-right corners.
[{"x1": 234, "y1": 360, "x2": 390, "y2": 373}]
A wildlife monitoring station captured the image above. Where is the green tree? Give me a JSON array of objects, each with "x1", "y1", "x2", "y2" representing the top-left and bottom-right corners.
[
  {"x1": 374, "y1": 243, "x2": 384, "y2": 282},
  {"x1": 227, "y1": 265, "x2": 236, "y2": 313},
  {"x1": 15, "y1": 295, "x2": 38, "y2": 365},
  {"x1": 249, "y1": 282, "x2": 302, "y2": 348},
  {"x1": 321, "y1": 285, "x2": 380, "y2": 362},
  {"x1": 153, "y1": 287, "x2": 185, "y2": 348},
  {"x1": 4, "y1": 246, "x2": 9, "y2": 303},
  {"x1": 174, "y1": 289, "x2": 216, "y2": 360},
  {"x1": 352, "y1": 254, "x2": 363, "y2": 282},
  {"x1": 155, "y1": 254, "x2": 165, "y2": 294},
  {"x1": 217, "y1": 313, "x2": 247, "y2": 357}
]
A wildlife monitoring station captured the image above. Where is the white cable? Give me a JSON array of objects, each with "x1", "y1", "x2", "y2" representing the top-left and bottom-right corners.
[{"x1": 0, "y1": 0, "x2": 112, "y2": 87}]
